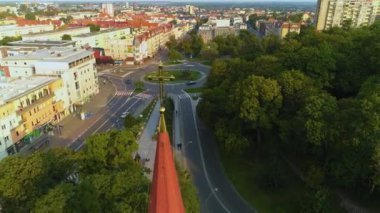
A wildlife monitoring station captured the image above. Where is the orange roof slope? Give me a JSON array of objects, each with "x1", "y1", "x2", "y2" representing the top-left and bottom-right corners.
[{"x1": 149, "y1": 110, "x2": 185, "y2": 213}]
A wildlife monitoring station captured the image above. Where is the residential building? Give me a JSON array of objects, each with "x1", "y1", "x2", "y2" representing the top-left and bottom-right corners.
[
  {"x1": 280, "y1": 22, "x2": 301, "y2": 38},
  {"x1": 8, "y1": 40, "x2": 76, "y2": 48},
  {"x1": 0, "y1": 76, "x2": 65, "y2": 158},
  {"x1": 72, "y1": 28, "x2": 131, "y2": 49},
  {"x1": 258, "y1": 20, "x2": 281, "y2": 36},
  {"x1": 185, "y1": 5, "x2": 195, "y2": 15},
  {"x1": 316, "y1": 0, "x2": 379, "y2": 30},
  {"x1": 106, "y1": 35, "x2": 135, "y2": 62},
  {"x1": 102, "y1": 3, "x2": 115, "y2": 17},
  {"x1": 0, "y1": 47, "x2": 99, "y2": 113},
  {"x1": 0, "y1": 24, "x2": 54, "y2": 40},
  {"x1": 22, "y1": 27, "x2": 91, "y2": 41}
]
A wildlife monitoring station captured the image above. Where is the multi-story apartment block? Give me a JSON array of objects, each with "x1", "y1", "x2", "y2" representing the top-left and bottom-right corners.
[
  {"x1": 0, "y1": 47, "x2": 99, "y2": 113},
  {"x1": 316, "y1": 0, "x2": 379, "y2": 30},
  {"x1": 107, "y1": 35, "x2": 135, "y2": 61},
  {"x1": 0, "y1": 24, "x2": 54, "y2": 40},
  {"x1": 102, "y1": 3, "x2": 115, "y2": 17},
  {"x1": 0, "y1": 76, "x2": 65, "y2": 158},
  {"x1": 22, "y1": 27, "x2": 90, "y2": 41},
  {"x1": 72, "y1": 28, "x2": 131, "y2": 49}
]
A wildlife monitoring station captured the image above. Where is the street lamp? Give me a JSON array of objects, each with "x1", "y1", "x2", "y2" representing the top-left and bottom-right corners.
[{"x1": 205, "y1": 187, "x2": 219, "y2": 210}]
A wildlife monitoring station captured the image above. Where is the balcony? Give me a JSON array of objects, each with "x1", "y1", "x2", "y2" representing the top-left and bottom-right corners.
[{"x1": 17, "y1": 93, "x2": 54, "y2": 115}]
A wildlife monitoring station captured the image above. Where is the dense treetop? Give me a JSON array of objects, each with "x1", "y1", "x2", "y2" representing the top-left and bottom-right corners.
[{"x1": 197, "y1": 22, "x2": 380, "y2": 197}]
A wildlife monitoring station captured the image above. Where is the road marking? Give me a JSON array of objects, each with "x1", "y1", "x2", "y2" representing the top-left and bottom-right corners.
[
  {"x1": 74, "y1": 98, "x2": 141, "y2": 151},
  {"x1": 187, "y1": 93, "x2": 231, "y2": 213},
  {"x1": 115, "y1": 91, "x2": 133, "y2": 96}
]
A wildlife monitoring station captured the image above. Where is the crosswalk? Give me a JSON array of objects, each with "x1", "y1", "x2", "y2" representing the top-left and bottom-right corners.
[
  {"x1": 135, "y1": 93, "x2": 152, "y2": 99},
  {"x1": 178, "y1": 94, "x2": 190, "y2": 100},
  {"x1": 115, "y1": 91, "x2": 133, "y2": 96}
]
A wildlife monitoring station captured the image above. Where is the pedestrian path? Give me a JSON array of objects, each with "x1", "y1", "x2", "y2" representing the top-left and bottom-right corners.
[{"x1": 137, "y1": 102, "x2": 160, "y2": 180}]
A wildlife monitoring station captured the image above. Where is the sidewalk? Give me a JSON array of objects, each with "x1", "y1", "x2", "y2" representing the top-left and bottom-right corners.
[
  {"x1": 169, "y1": 94, "x2": 187, "y2": 169},
  {"x1": 137, "y1": 102, "x2": 160, "y2": 180},
  {"x1": 20, "y1": 77, "x2": 117, "y2": 153}
]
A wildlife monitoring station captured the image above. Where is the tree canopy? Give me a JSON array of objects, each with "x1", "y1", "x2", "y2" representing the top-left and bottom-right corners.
[
  {"x1": 197, "y1": 21, "x2": 380, "y2": 198},
  {"x1": 0, "y1": 130, "x2": 149, "y2": 212}
]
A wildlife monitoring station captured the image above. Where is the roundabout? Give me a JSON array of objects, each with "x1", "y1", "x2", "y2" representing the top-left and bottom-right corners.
[{"x1": 143, "y1": 69, "x2": 202, "y2": 83}]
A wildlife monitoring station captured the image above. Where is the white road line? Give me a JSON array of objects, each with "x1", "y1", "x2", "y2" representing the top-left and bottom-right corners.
[
  {"x1": 92, "y1": 98, "x2": 140, "y2": 134},
  {"x1": 74, "y1": 98, "x2": 140, "y2": 151},
  {"x1": 187, "y1": 92, "x2": 230, "y2": 213},
  {"x1": 69, "y1": 87, "x2": 135, "y2": 146}
]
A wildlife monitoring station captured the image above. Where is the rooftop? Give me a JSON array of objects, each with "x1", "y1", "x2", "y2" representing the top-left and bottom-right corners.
[
  {"x1": 72, "y1": 28, "x2": 129, "y2": 38},
  {"x1": 24, "y1": 26, "x2": 90, "y2": 36},
  {"x1": 0, "y1": 76, "x2": 58, "y2": 105},
  {"x1": 1, "y1": 47, "x2": 93, "y2": 63},
  {"x1": 8, "y1": 40, "x2": 76, "y2": 47}
]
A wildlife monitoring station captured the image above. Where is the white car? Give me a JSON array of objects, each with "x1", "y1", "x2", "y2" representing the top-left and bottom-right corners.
[{"x1": 120, "y1": 111, "x2": 129, "y2": 119}]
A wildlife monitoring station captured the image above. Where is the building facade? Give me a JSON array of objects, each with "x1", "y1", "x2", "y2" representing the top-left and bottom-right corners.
[
  {"x1": 316, "y1": 0, "x2": 379, "y2": 30},
  {"x1": 0, "y1": 24, "x2": 54, "y2": 40},
  {"x1": 22, "y1": 27, "x2": 90, "y2": 41},
  {"x1": 0, "y1": 76, "x2": 65, "y2": 158},
  {"x1": 0, "y1": 47, "x2": 99, "y2": 113}
]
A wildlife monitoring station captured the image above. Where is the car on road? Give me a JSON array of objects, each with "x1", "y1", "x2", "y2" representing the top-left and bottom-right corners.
[
  {"x1": 186, "y1": 81, "x2": 196, "y2": 85},
  {"x1": 120, "y1": 111, "x2": 130, "y2": 119}
]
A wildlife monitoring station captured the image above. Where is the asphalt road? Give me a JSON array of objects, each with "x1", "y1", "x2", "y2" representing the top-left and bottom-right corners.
[
  {"x1": 68, "y1": 59, "x2": 255, "y2": 212},
  {"x1": 147, "y1": 61, "x2": 255, "y2": 213},
  {"x1": 68, "y1": 73, "x2": 152, "y2": 151}
]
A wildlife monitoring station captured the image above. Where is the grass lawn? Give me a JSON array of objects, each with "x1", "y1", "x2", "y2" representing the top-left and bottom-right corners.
[
  {"x1": 220, "y1": 151, "x2": 306, "y2": 213},
  {"x1": 184, "y1": 87, "x2": 203, "y2": 93},
  {"x1": 144, "y1": 70, "x2": 201, "y2": 83}
]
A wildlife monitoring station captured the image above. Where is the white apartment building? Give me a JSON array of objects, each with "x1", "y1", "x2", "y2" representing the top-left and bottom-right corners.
[
  {"x1": 102, "y1": 3, "x2": 115, "y2": 17},
  {"x1": 0, "y1": 24, "x2": 54, "y2": 40},
  {"x1": 107, "y1": 35, "x2": 135, "y2": 61},
  {"x1": 22, "y1": 27, "x2": 91, "y2": 41},
  {"x1": 72, "y1": 28, "x2": 131, "y2": 49},
  {"x1": 316, "y1": 0, "x2": 379, "y2": 30},
  {"x1": 0, "y1": 47, "x2": 99, "y2": 113}
]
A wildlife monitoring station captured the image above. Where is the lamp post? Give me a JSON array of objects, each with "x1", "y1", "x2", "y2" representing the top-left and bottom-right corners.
[{"x1": 205, "y1": 187, "x2": 218, "y2": 211}]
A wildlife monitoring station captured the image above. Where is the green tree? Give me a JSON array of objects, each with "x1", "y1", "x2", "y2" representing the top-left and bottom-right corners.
[
  {"x1": 25, "y1": 12, "x2": 36, "y2": 20},
  {"x1": 166, "y1": 35, "x2": 178, "y2": 50},
  {"x1": 168, "y1": 49, "x2": 183, "y2": 62},
  {"x1": 88, "y1": 24, "x2": 100, "y2": 32},
  {"x1": 80, "y1": 130, "x2": 138, "y2": 173},
  {"x1": 235, "y1": 75, "x2": 283, "y2": 143},
  {"x1": 61, "y1": 34, "x2": 72, "y2": 40},
  {"x1": 297, "y1": 92, "x2": 337, "y2": 160},
  {"x1": 0, "y1": 36, "x2": 22, "y2": 45},
  {"x1": 200, "y1": 42, "x2": 219, "y2": 61}
]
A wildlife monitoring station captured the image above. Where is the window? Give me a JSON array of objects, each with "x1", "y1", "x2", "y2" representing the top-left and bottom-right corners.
[
  {"x1": 75, "y1": 82, "x2": 80, "y2": 90},
  {"x1": 16, "y1": 131, "x2": 19, "y2": 136},
  {"x1": 4, "y1": 136, "x2": 9, "y2": 142},
  {"x1": 1, "y1": 125, "x2": 5, "y2": 130}
]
